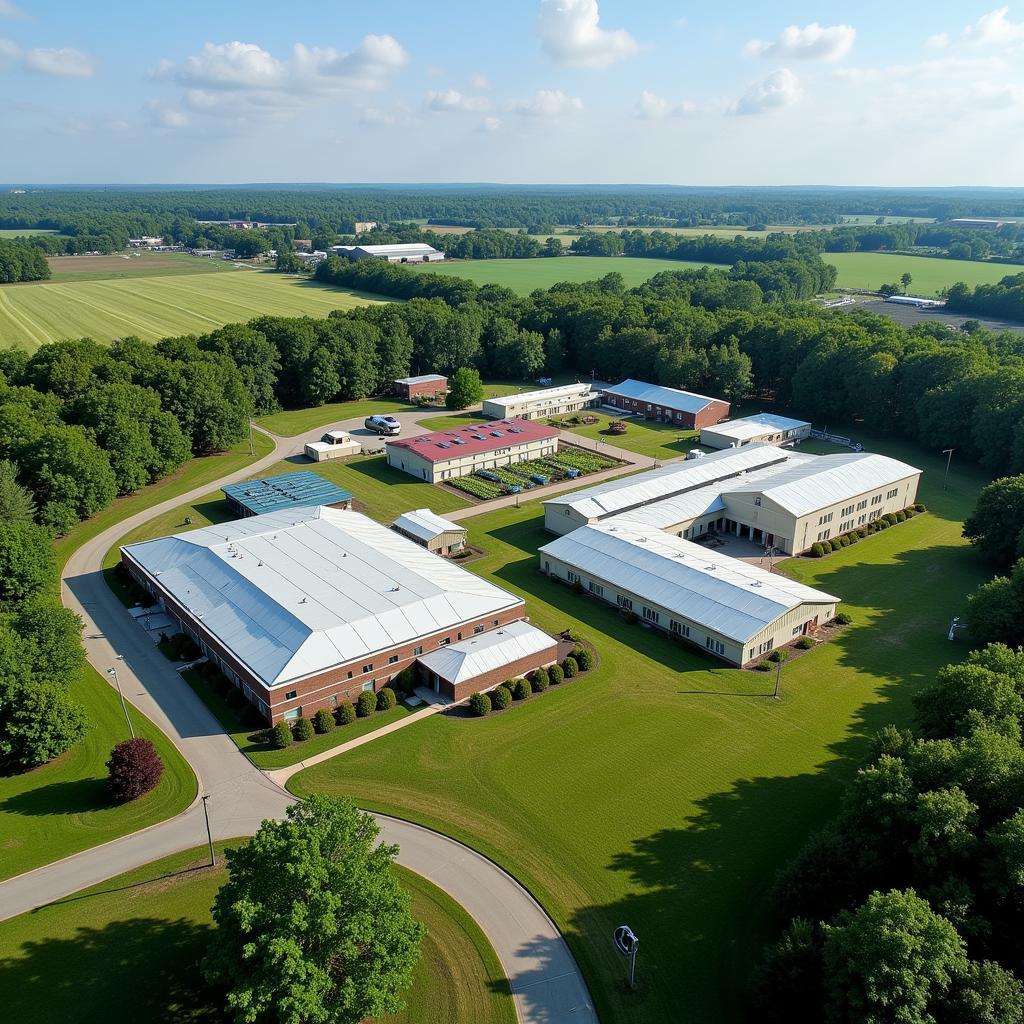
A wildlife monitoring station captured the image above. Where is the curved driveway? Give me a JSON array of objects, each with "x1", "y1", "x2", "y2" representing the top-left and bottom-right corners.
[{"x1": 0, "y1": 409, "x2": 598, "y2": 1024}]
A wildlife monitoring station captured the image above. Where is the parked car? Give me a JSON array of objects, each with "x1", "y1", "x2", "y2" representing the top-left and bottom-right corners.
[{"x1": 364, "y1": 414, "x2": 401, "y2": 436}]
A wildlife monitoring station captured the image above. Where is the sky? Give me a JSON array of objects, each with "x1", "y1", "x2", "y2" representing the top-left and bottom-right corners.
[{"x1": 2, "y1": 0, "x2": 1024, "y2": 186}]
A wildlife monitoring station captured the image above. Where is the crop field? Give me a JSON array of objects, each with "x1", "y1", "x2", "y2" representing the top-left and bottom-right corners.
[
  {"x1": 291, "y1": 435, "x2": 992, "y2": 1024},
  {"x1": 0, "y1": 227, "x2": 65, "y2": 237},
  {"x1": 0, "y1": 268, "x2": 385, "y2": 349},
  {"x1": 823, "y1": 251, "x2": 1016, "y2": 295},
  {"x1": 43, "y1": 251, "x2": 234, "y2": 282},
  {"x1": 412, "y1": 255, "x2": 717, "y2": 293}
]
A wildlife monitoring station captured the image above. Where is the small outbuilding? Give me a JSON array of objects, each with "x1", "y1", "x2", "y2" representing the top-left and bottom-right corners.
[
  {"x1": 482, "y1": 383, "x2": 597, "y2": 421},
  {"x1": 700, "y1": 413, "x2": 811, "y2": 450},
  {"x1": 394, "y1": 374, "x2": 448, "y2": 401},
  {"x1": 392, "y1": 508, "x2": 467, "y2": 556},
  {"x1": 222, "y1": 470, "x2": 353, "y2": 518},
  {"x1": 600, "y1": 379, "x2": 730, "y2": 429},
  {"x1": 304, "y1": 430, "x2": 362, "y2": 462}
]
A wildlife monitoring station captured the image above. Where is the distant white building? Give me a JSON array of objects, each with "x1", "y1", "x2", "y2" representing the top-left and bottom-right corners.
[
  {"x1": 700, "y1": 413, "x2": 811, "y2": 450},
  {"x1": 482, "y1": 383, "x2": 598, "y2": 421},
  {"x1": 304, "y1": 430, "x2": 362, "y2": 463},
  {"x1": 885, "y1": 295, "x2": 945, "y2": 309},
  {"x1": 331, "y1": 243, "x2": 444, "y2": 264}
]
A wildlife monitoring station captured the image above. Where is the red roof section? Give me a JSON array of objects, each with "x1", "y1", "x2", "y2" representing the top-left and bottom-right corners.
[{"x1": 387, "y1": 419, "x2": 559, "y2": 464}]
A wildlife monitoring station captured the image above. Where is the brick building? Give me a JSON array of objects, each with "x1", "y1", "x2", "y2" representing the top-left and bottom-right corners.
[
  {"x1": 601, "y1": 379, "x2": 730, "y2": 429},
  {"x1": 121, "y1": 506, "x2": 551, "y2": 722},
  {"x1": 393, "y1": 373, "x2": 448, "y2": 401}
]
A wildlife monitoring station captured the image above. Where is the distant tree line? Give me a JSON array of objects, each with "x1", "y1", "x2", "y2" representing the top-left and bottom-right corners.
[
  {"x1": 946, "y1": 275, "x2": 1024, "y2": 322},
  {"x1": 0, "y1": 238, "x2": 51, "y2": 282}
]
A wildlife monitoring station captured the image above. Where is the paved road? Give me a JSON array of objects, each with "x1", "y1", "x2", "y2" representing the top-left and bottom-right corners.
[{"x1": 0, "y1": 407, "x2": 598, "y2": 1024}]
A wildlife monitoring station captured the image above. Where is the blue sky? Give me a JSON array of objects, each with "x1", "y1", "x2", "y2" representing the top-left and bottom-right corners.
[{"x1": 2, "y1": 0, "x2": 1023, "y2": 184}]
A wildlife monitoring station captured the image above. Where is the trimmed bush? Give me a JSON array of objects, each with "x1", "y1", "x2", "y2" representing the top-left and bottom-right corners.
[
  {"x1": 847, "y1": 531, "x2": 859, "y2": 544},
  {"x1": 271, "y1": 720, "x2": 292, "y2": 749},
  {"x1": 573, "y1": 647, "x2": 593, "y2": 672},
  {"x1": 829, "y1": 538, "x2": 842, "y2": 552},
  {"x1": 883, "y1": 512, "x2": 898, "y2": 525},
  {"x1": 767, "y1": 648, "x2": 789, "y2": 663},
  {"x1": 469, "y1": 692, "x2": 491, "y2": 716},
  {"x1": 810, "y1": 542, "x2": 825, "y2": 558},
  {"x1": 492, "y1": 685, "x2": 512, "y2": 710},
  {"x1": 512, "y1": 678, "x2": 531, "y2": 700},
  {"x1": 548, "y1": 662, "x2": 564, "y2": 685},
  {"x1": 313, "y1": 708, "x2": 334, "y2": 734},
  {"x1": 106, "y1": 738, "x2": 164, "y2": 802},
  {"x1": 336, "y1": 702, "x2": 357, "y2": 726},
  {"x1": 392, "y1": 667, "x2": 415, "y2": 694},
  {"x1": 563, "y1": 628, "x2": 584, "y2": 643},
  {"x1": 856, "y1": 527, "x2": 868, "y2": 538},
  {"x1": 376, "y1": 687, "x2": 397, "y2": 711},
  {"x1": 839, "y1": 535, "x2": 850, "y2": 548},
  {"x1": 914, "y1": 502, "x2": 926, "y2": 512},
  {"x1": 876, "y1": 518, "x2": 890, "y2": 530},
  {"x1": 795, "y1": 636, "x2": 815, "y2": 650},
  {"x1": 834, "y1": 610, "x2": 853, "y2": 626},
  {"x1": 356, "y1": 690, "x2": 377, "y2": 717},
  {"x1": 904, "y1": 507, "x2": 916, "y2": 518},
  {"x1": 754, "y1": 661, "x2": 772, "y2": 672},
  {"x1": 895, "y1": 510, "x2": 907, "y2": 523},
  {"x1": 293, "y1": 717, "x2": 314, "y2": 742},
  {"x1": 528, "y1": 667, "x2": 549, "y2": 690},
  {"x1": 562, "y1": 656, "x2": 579, "y2": 678}
]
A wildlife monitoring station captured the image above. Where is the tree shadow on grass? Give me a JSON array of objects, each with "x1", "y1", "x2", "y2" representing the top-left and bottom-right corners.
[
  {"x1": 0, "y1": 916, "x2": 223, "y2": 1024},
  {"x1": 0, "y1": 777, "x2": 111, "y2": 817}
]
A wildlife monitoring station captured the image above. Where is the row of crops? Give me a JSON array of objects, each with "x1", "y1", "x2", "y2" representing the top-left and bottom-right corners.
[{"x1": 446, "y1": 447, "x2": 621, "y2": 500}]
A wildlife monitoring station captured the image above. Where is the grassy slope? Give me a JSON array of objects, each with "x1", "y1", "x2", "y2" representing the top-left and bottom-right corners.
[
  {"x1": 823, "y1": 251, "x2": 1016, "y2": 295},
  {"x1": 0, "y1": 269, "x2": 384, "y2": 349},
  {"x1": 0, "y1": 844, "x2": 514, "y2": 1024},
  {"x1": 290, "y1": 437, "x2": 990, "y2": 1024},
  {"x1": 558, "y1": 411, "x2": 700, "y2": 460}
]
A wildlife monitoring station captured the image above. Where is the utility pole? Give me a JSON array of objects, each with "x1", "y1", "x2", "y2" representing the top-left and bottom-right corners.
[
  {"x1": 202, "y1": 795, "x2": 216, "y2": 867},
  {"x1": 107, "y1": 664, "x2": 135, "y2": 739},
  {"x1": 772, "y1": 659, "x2": 782, "y2": 700},
  {"x1": 942, "y1": 448, "x2": 954, "y2": 491},
  {"x1": 248, "y1": 418, "x2": 255, "y2": 457}
]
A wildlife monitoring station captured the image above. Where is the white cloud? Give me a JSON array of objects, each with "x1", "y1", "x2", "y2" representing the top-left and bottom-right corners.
[
  {"x1": 732, "y1": 68, "x2": 802, "y2": 115},
  {"x1": 509, "y1": 88, "x2": 583, "y2": 116},
  {"x1": 425, "y1": 88, "x2": 490, "y2": 112},
  {"x1": 744, "y1": 22, "x2": 855, "y2": 61},
  {"x1": 634, "y1": 90, "x2": 696, "y2": 119},
  {"x1": 536, "y1": 0, "x2": 639, "y2": 68},
  {"x1": 359, "y1": 106, "x2": 395, "y2": 126},
  {"x1": 0, "y1": 35, "x2": 18, "y2": 59},
  {"x1": 0, "y1": 0, "x2": 27, "y2": 18},
  {"x1": 24, "y1": 46, "x2": 97, "y2": 78},
  {"x1": 144, "y1": 99, "x2": 189, "y2": 129},
  {"x1": 962, "y1": 6, "x2": 1024, "y2": 47},
  {"x1": 479, "y1": 116, "x2": 501, "y2": 132},
  {"x1": 469, "y1": 72, "x2": 490, "y2": 90},
  {"x1": 925, "y1": 32, "x2": 950, "y2": 50},
  {"x1": 156, "y1": 41, "x2": 285, "y2": 90}
]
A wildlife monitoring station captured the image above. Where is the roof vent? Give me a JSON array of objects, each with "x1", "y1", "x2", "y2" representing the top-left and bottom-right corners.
[
  {"x1": 300, "y1": 597, "x2": 307, "y2": 604},
  {"x1": 750, "y1": 581, "x2": 762, "y2": 587}
]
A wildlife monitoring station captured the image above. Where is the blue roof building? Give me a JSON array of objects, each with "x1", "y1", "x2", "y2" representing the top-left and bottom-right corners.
[{"x1": 222, "y1": 471, "x2": 353, "y2": 518}]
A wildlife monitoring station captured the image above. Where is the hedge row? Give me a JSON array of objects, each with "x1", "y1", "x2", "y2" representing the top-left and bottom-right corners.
[
  {"x1": 808, "y1": 504, "x2": 926, "y2": 558},
  {"x1": 270, "y1": 687, "x2": 399, "y2": 748},
  {"x1": 468, "y1": 645, "x2": 595, "y2": 716}
]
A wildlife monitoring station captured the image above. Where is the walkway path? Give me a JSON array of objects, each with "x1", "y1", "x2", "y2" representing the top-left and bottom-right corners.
[{"x1": 0, "y1": 405, "x2": 598, "y2": 1024}]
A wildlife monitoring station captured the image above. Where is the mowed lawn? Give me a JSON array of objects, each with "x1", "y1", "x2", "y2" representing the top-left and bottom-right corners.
[
  {"x1": 823, "y1": 251, "x2": 1016, "y2": 295},
  {"x1": 291, "y1": 438, "x2": 991, "y2": 1024},
  {"x1": 559, "y1": 411, "x2": 700, "y2": 461},
  {"x1": 0, "y1": 844, "x2": 515, "y2": 1024},
  {"x1": 0, "y1": 269, "x2": 385, "y2": 349}
]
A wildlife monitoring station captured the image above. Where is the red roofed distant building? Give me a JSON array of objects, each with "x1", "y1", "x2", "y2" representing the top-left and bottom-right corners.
[{"x1": 386, "y1": 419, "x2": 560, "y2": 483}]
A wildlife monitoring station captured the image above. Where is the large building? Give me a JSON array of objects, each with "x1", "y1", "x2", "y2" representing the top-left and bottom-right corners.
[
  {"x1": 121, "y1": 506, "x2": 550, "y2": 720},
  {"x1": 386, "y1": 419, "x2": 560, "y2": 484},
  {"x1": 700, "y1": 413, "x2": 811, "y2": 450},
  {"x1": 331, "y1": 242, "x2": 444, "y2": 263},
  {"x1": 539, "y1": 523, "x2": 838, "y2": 667},
  {"x1": 543, "y1": 443, "x2": 921, "y2": 555},
  {"x1": 394, "y1": 373, "x2": 448, "y2": 401},
  {"x1": 601, "y1": 379, "x2": 730, "y2": 428},
  {"x1": 222, "y1": 471, "x2": 353, "y2": 518},
  {"x1": 482, "y1": 383, "x2": 598, "y2": 421}
]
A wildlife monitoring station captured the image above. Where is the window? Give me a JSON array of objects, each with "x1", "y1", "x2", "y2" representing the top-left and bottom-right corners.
[
  {"x1": 331, "y1": 694, "x2": 338, "y2": 706},
  {"x1": 473, "y1": 624, "x2": 485, "y2": 634},
  {"x1": 841, "y1": 504, "x2": 855, "y2": 518},
  {"x1": 285, "y1": 690, "x2": 297, "y2": 700},
  {"x1": 283, "y1": 708, "x2": 301, "y2": 721},
  {"x1": 617, "y1": 595, "x2": 632, "y2": 611},
  {"x1": 362, "y1": 663, "x2": 373, "y2": 674},
  {"x1": 705, "y1": 637, "x2": 725, "y2": 656},
  {"x1": 588, "y1": 580, "x2": 604, "y2": 597},
  {"x1": 567, "y1": 570, "x2": 580, "y2": 584},
  {"x1": 886, "y1": 487, "x2": 899, "y2": 499},
  {"x1": 439, "y1": 637, "x2": 450, "y2": 646},
  {"x1": 818, "y1": 512, "x2": 833, "y2": 525},
  {"x1": 792, "y1": 625, "x2": 803, "y2": 636},
  {"x1": 857, "y1": 499, "x2": 868, "y2": 511},
  {"x1": 388, "y1": 655, "x2": 399, "y2": 665},
  {"x1": 361, "y1": 681, "x2": 374, "y2": 692},
  {"x1": 871, "y1": 494, "x2": 883, "y2": 506},
  {"x1": 758, "y1": 637, "x2": 775, "y2": 655},
  {"x1": 346, "y1": 671, "x2": 353, "y2": 680},
  {"x1": 858, "y1": 514, "x2": 866, "y2": 525},
  {"x1": 642, "y1": 606, "x2": 660, "y2": 624},
  {"x1": 671, "y1": 620, "x2": 690, "y2": 638},
  {"x1": 413, "y1": 646, "x2": 423, "y2": 656}
]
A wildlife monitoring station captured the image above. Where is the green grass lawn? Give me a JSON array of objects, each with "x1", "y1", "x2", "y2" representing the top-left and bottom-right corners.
[
  {"x1": 823, "y1": 251, "x2": 1016, "y2": 295},
  {"x1": 0, "y1": 269, "x2": 386, "y2": 349},
  {"x1": 257, "y1": 397, "x2": 420, "y2": 435},
  {"x1": 290, "y1": 435, "x2": 991, "y2": 1024},
  {"x1": 0, "y1": 843, "x2": 514, "y2": 1024},
  {"x1": 557, "y1": 410, "x2": 699, "y2": 461},
  {"x1": 0, "y1": 228, "x2": 65, "y2": 237},
  {"x1": 0, "y1": 665, "x2": 196, "y2": 882}
]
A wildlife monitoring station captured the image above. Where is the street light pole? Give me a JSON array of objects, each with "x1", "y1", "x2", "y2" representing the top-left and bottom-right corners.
[
  {"x1": 202, "y1": 795, "x2": 216, "y2": 867},
  {"x1": 107, "y1": 665, "x2": 135, "y2": 739},
  {"x1": 942, "y1": 448, "x2": 954, "y2": 490},
  {"x1": 773, "y1": 659, "x2": 782, "y2": 700}
]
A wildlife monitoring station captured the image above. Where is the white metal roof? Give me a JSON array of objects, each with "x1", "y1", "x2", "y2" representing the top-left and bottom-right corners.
[
  {"x1": 703, "y1": 413, "x2": 810, "y2": 443},
  {"x1": 395, "y1": 374, "x2": 447, "y2": 386},
  {"x1": 393, "y1": 508, "x2": 466, "y2": 543},
  {"x1": 539, "y1": 523, "x2": 838, "y2": 644},
  {"x1": 544, "y1": 444, "x2": 793, "y2": 521},
  {"x1": 722, "y1": 453, "x2": 920, "y2": 517},
  {"x1": 355, "y1": 243, "x2": 441, "y2": 257},
  {"x1": 122, "y1": 506, "x2": 521, "y2": 688},
  {"x1": 485, "y1": 383, "x2": 592, "y2": 411},
  {"x1": 418, "y1": 620, "x2": 556, "y2": 685},
  {"x1": 602, "y1": 379, "x2": 721, "y2": 414}
]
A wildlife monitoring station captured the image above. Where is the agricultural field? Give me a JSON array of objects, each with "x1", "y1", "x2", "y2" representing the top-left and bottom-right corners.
[
  {"x1": 0, "y1": 845, "x2": 515, "y2": 1024},
  {"x1": 44, "y1": 251, "x2": 233, "y2": 282},
  {"x1": 290, "y1": 434, "x2": 992, "y2": 1024},
  {"x1": 0, "y1": 266, "x2": 385, "y2": 349},
  {"x1": 823, "y1": 251, "x2": 1017, "y2": 295}
]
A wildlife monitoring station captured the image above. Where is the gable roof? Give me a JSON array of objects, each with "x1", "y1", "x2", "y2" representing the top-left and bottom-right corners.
[
  {"x1": 387, "y1": 419, "x2": 559, "y2": 464},
  {"x1": 704, "y1": 413, "x2": 810, "y2": 442},
  {"x1": 393, "y1": 508, "x2": 466, "y2": 542},
  {"x1": 602, "y1": 379, "x2": 722, "y2": 414},
  {"x1": 418, "y1": 620, "x2": 556, "y2": 685}
]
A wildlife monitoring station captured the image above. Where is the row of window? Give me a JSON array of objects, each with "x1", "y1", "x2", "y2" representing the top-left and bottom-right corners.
[{"x1": 818, "y1": 511, "x2": 834, "y2": 525}]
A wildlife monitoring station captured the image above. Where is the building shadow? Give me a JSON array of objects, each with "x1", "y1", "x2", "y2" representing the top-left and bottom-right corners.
[{"x1": 0, "y1": 777, "x2": 111, "y2": 816}]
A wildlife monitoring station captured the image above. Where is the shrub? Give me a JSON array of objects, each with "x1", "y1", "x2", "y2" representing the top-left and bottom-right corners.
[
  {"x1": 271, "y1": 720, "x2": 293, "y2": 748},
  {"x1": 293, "y1": 717, "x2": 314, "y2": 742},
  {"x1": 839, "y1": 535, "x2": 850, "y2": 547},
  {"x1": 376, "y1": 687, "x2": 397, "y2": 711},
  {"x1": 810, "y1": 542, "x2": 825, "y2": 558},
  {"x1": 847, "y1": 531, "x2": 859, "y2": 544},
  {"x1": 834, "y1": 610, "x2": 853, "y2": 626},
  {"x1": 914, "y1": 502, "x2": 926, "y2": 512},
  {"x1": 895, "y1": 510, "x2": 907, "y2": 523},
  {"x1": 754, "y1": 661, "x2": 772, "y2": 672},
  {"x1": 573, "y1": 647, "x2": 593, "y2": 671},
  {"x1": 336, "y1": 702, "x2": 357, "y2": 726},
  {"x1": 904, "y1": 507, "x2": 916, "y2": 518},
  {"x1": 528, "y1": 667, "x2": 549, "y2": 690},
  {"x1": 795, "y1": 636, "x2": 815, "y2": 650},
  {"x1": 392, "y1": 667, "x2": 415, "y2": 694},
  {"x1": 876, "y1": 518, "x2": 890, "y2": 530},
  {"x1": 883, "y1": 513, "x2": 898, "y2": 525},
  {"x1": 767, "y1": 648, "x2": 789, "y2": 663},
  {"x1": 829, "y1": 538, "x2": 842, "y2": 552},
  {"x1": 563, "y1": 627, "x2": 584, "y2": 643},
  {"x1": 492, "y1": 685, "x2": 512, "y2": 710},
  {"x1": 548, "y1": 662, "x2": 564, "y2": 685},
  {"x1": 512, "y1": 678, "x2": 532, "y2": 700},
  {"x1": 357, "y1": 690, "x2": 377, "y2": 717},
  {"x1": 624, "y1": 610, "x2": 638, "y2": 625},
  {"x1": 856, "y1": 528, "x2": 867, "y2": 538},
  {"x1": 469, "y1": 692, "x2": 491, "y2": 716},
  {"x1": 570, "y1": 579, "x2": 583, "y2": 595},
  {"x1": 562, "y1": 656, "x2": 579, "y2": 678},
  {"x1": 106, "y1": 738, "x2": 164, "y2": 802},
  {"x1": 313, "y1": 708, "x2": 334, "y2": 734}
]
